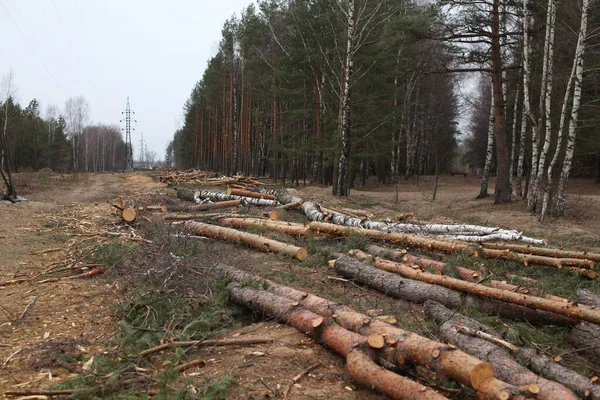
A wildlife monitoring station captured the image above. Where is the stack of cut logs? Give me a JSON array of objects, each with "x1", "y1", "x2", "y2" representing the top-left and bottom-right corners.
[
  {"x1": 154, "y1": 169, "x2": 265, "y2": 188},
  {"x1": 148, "y1": 179, "x2": 600, "y2": 399}
]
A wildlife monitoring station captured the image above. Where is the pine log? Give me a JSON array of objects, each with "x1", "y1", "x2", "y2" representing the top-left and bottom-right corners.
[
  {"x1": 372, "y1": 257, "x2": 600, "y2": 325},
  {"x1": 218, "y1": 218, "x2": 310, "y2": 237},
  {"x1": 578, "y1": 289, "x2": 600, "y2": 308},
  {"x1": 228, "y1": 284, "x2": 446, "y2": 400},
  {"x1": 482, "y1": 242, "x2": 600, "y2": 263},
  {"x1": 208, "y1": 264, "x2": 513, "y2": 397},
  {"x1": 570, "y1": 322, "x2": 600, "y2": 364},
  {"x1": 146, "y1": 205, "x2": 168, "y2": 212},
  {"x1": 362, "y1": 246, "x2": 479, "y2": 279},
  {"x1": 334, "y1": 255, "x2": 574, "y2": 326},
  {"x1": 424, "y1": 301, "x2": 578, "y2": 400},
  {"x1": 480, "y1": 248, "x2": 596, "y2": 273},
  {"x1": 184, "y1": 221, "x2": 307, "y2": 260},
  {"x1": 227, "y1": 188, "x2": 276, "y2": 200},
  {"x1": 166, "y1": 200, "x2": 241, "y2": 212}
]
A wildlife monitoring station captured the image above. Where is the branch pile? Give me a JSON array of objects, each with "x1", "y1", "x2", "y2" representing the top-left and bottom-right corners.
[{"x1": 156, "y1": 169, "x2": 264, "y2": 188}]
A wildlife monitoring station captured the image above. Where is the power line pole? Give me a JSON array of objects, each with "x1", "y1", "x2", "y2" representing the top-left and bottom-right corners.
[{"x1": 120, "y1": 97, "x2": 136, "y2": 172}]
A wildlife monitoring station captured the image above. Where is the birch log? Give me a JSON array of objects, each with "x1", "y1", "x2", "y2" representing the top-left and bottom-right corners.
[
  {"x1": 184, "y1": 221, "x2": 307, "y2": 260},
  {"x1": 198, "y1": 190, "x2": 280, "y2": 206},
  {"x1": 371, "y1": 257, "x2": 600, "y2": 325},
  {"x1": 228, "y1": 283, "x2": 446, "y2": 400},
  {"x1": 334, "y1": 255, "x2": 574, "y2": 326},
  {"x1": 425, "y1": 301, "x2": 578, "y2": 400},
  {"x1": 209, "y1": 264, "x2": 517, "y2": 398}
]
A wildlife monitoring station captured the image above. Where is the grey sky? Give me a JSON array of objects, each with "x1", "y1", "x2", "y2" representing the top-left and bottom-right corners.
[{"x1": 1, "y1": 0, "x2": 252, "y2": 160}]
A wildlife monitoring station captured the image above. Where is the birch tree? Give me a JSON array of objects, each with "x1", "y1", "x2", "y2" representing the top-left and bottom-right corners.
[{"x1": 64, "y1": 96, "x2": 90, "y2": 171}]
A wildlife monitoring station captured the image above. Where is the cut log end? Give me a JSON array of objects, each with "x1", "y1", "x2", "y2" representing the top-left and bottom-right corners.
[
  {"x1": 296, "y1": 248, "x2": 309, "y2": 261},
  {"x1": 311, "y1": 317, "x2": 324, "y2": 328},
  {"x1": 527, "y1": 383, "x2": 540, "y2": 394},
  {"x1": 367, "y1": 334, "x2": 385, "y2": 349},
  {"x1": 122, "y1": 208, "x2": 137, "y2": 222},
  {"x1": 469, "y1": 362, "x2": 495, "y2": 391}
]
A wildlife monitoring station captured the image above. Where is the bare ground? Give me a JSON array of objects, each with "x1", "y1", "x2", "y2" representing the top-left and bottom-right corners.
[{"x1": 1, "y1": 172, "x2": 599, "y2": 399}]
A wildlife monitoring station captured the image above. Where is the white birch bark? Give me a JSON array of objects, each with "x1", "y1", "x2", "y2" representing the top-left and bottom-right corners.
[
  {"x1": 478, "y1": 83, "x2": 495, "y2": 198},
  {"x1": 527, "y1": 0, "x2": 555, "y2": 209},
  {"x1": 529, "y1": 0, "x2": 556, "y2": 212},
  {"x1": 516, "y1": 1, "x2": 533, "y2": 198},
  {"x1": 555, "y1": 0, "x2": 590, "y2": 216}
]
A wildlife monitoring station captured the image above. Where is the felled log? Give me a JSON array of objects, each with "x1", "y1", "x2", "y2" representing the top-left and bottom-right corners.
[
  {"x1": 482, "y1": 242, "x2": 600, "y2": 263},
  {"x1": 227, "y1": 188, "x2": 276, "y2": 200},
  {"x1": 570, "y1": 289, "x2": 600, "y2": 365},
  {"x1": 425, "y1": 301, "x2": 580, "y2": 400},
  {"x1": 176, "y1": 188, "x2": 200, "y2": 203},
  {"x1": 112, "y1": 197, "x2": 137, "y2": 222},
  {"x1": 372, "y1": 257, "x2": 600, "y2": 325},
  {"x1": 185, "y1": 221, "x2": 307, "y2": 260},
  {"x1": 228, "y1": 283, "x2": 446, "y2": 400},
  {"x1": 480, "y1": 248, "x2": 596, "y2": 274},
  {"x1": 166, "y1": 200, "x2": 242, "y2": 212},
  {"x1": 362, "y1": 245, "x2": 479, "y2": 279},
  {"x1": 334, "y1": 255, "x2": 574, "y2": 326},
  {"x1": 198, "y1": 190, "x2": 280, "y2": 206},
  {"x1": 209, "y1": 264, "x2": 506, "y2": 396},
  {"x1": 218, "y1": 218, "x2": 310, "y2": 237}
]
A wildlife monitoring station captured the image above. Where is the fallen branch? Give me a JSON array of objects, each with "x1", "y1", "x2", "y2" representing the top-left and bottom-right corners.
[
  {"x1": 184, "y1": 221, "x2": 308, "y2": 260},
  {"x1": 18, "y1": 296, "x2": 37, "y2": 320},
  {"x1": 139, "y1": 337, "x2": 274, "y2": 357},
  {"x1": 29, "y1": 248, "x2": 63, "y2": 255},
  {"x1": 2, "y1": 347, "x2": 22, "y2": 366},
  {"x1": 282, "y1": 362, "x2": 323, "y2": 398},
  {"x1": 175, "y1": 359, "x2": 206, "y2": 373},
  {"x1": 37, "y1": 267, "x2": 105, "y2": 284},
  {"x1": 0, "y1": 279, "x2": 27, "y2": 287},
  {"x1": 4, "y1": 390, "x2": 74, "y2": 397}
]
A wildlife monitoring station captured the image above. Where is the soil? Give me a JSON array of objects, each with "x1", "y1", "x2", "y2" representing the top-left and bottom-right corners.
[{"x1": 1, "y1": 172, "x2": 599, "y2": 399}]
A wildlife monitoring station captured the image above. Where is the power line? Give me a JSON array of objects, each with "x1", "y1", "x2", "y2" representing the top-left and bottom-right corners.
[{"x1": 0, "y1": 0, "x2": 62, "y2": 89}]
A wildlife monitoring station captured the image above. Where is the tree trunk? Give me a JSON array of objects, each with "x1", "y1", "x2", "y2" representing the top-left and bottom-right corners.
[
  {"x1": 228, "y1": 283, "x2": 446, "y2": 400},
  {"x1": 555, "y1": 0, "x2": 590, "y2": 216},
  {"x1": 184, "y1": 221, "x2": 307, "y2": 260},
  {"x1": 425, "y1": 301, "x2": 578, "y2": 400},
  {"x1": 334, "y1": 255, "x2": 574, "y2": 326},
  {"x1": 334, "y1": 0, "x2": 355, "y2": 197},
  {"x1": 509, "y1": 83, "x2": 520, "y2": 193},
  {"x1": 491, "y1": 0, "x2": 511, "y2": 204},
  {"x1": 478, "y1": 85, "x2": 495, "y2": 199},
  {"x1": 197, "y1": 189, "x2": 280, "y2": 206},
  {"x1": 570, "y1": 288, "x2": 600, "y2": 365}
]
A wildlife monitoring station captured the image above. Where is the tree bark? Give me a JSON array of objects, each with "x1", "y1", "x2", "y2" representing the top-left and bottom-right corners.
[
  {"x1": 478, "y1": 85, "x2": 495, "y2": 199},
  {"x1": 334, "y1": 255, "x2": 574, "y2": 326},
  {"x1": 424, "y1": 301, "x2": 578, "y2": 400},
  {"x1": 184, "y1": 221, "x2": 307, "y2": 260},
  {"x1": 197, "y1": 189, "x2": 280, "y2": 206}
]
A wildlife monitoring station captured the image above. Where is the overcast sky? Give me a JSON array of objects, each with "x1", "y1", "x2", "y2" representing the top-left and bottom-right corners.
[{"x1": 1, "y1": 0, "x2": 252, "y2": 160}]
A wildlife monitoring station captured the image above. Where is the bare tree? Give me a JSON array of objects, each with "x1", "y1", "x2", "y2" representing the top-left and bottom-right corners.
[
  {"x1": 0, "y1": 70, "x2": 17, "y2": 200},
  {"x1": 64, "y1": 95, "x2": 90, "y2": 171}
]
